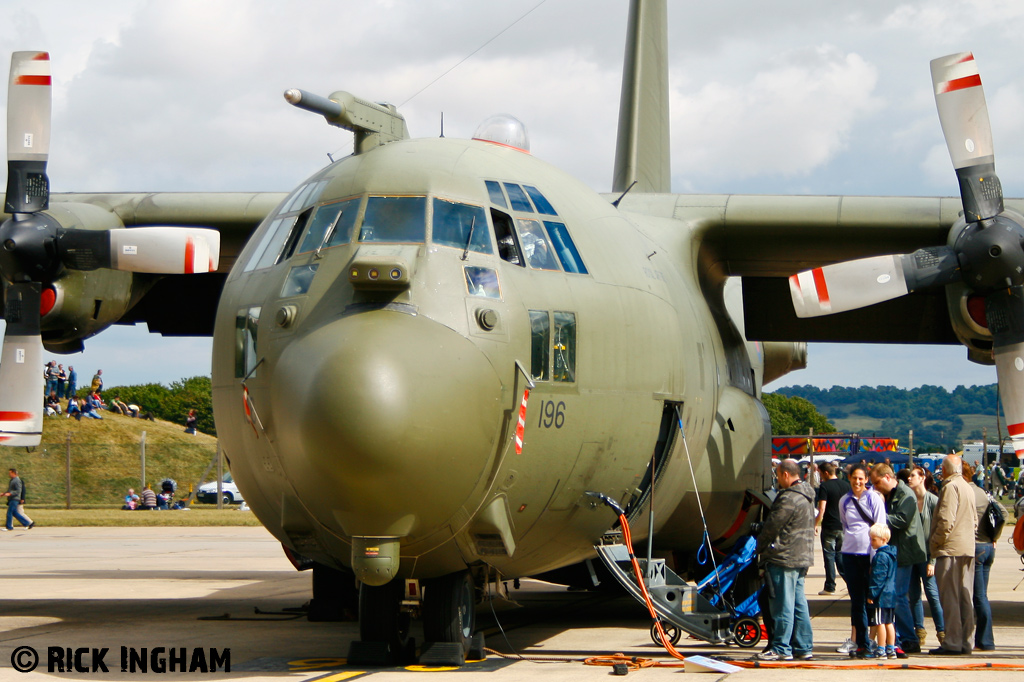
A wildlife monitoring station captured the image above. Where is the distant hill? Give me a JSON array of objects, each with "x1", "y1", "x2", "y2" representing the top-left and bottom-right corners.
[
  {"x1": 0, "y1": 411, "x2": 218, "y2": 508},
  {"x1": 773, "y1": 384, "x2": 1004, "y2": 453}
]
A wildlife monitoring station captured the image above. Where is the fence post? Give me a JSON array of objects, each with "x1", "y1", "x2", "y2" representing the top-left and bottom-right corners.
[
  {"x1": 216, "y1": 443, "x2": 223, "y2": 509},
  {"x1": 65, "y1": 432, "x2": 72, "y2": 509},
  {"x1": 140, "y1": 431, "x2": 147, "y2": 490}
]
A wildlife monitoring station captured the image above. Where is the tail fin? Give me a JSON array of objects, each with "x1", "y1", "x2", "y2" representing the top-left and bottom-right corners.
[{"x1": 612, "y1": 0, "x2": 670, "y2": 193}]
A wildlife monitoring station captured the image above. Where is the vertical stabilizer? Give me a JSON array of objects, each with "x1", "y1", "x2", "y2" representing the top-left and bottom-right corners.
[{"x1": 612, "y1": 0, "x2": 670, "y2": 194}]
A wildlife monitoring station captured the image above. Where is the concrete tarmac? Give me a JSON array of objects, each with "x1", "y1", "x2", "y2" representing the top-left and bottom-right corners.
[{"x1": 1, "y1": 525, "x2": 1022, "y2": 680}]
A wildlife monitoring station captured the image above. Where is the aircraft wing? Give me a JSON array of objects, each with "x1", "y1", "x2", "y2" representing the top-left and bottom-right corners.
[
  {"x1": 616, "y1": 193, "x2": 1024, "y2": 345},
  {"x1": 39, "y1": 191, "x2": 287, "y2": 337}
]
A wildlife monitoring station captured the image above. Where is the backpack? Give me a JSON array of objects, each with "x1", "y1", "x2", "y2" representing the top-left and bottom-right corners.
[
  {"x1": 979, "y1": 495, "x2": 1006, "y2": 541},
  {"x1": 19, "y1": 478, "x2": 25, "y2": 503}
]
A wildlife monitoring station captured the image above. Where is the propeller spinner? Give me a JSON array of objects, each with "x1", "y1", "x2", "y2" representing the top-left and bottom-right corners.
[
  {"x1": 788, "y1": 51, "x2": 1024, "y2": 457},
  {"x1": 0, "y1": 52, "x2": 220, "y2": 446}
]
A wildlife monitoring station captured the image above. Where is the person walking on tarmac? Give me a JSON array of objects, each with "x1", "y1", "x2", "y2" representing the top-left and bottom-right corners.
[{"x1": 754, "y1": 458, "x2": 816, "y2": 661}]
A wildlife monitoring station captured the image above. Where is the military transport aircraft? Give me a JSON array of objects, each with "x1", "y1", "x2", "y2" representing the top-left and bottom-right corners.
[{"x1": 1, "y1": 0, "x2": 1021, "y2": 661}]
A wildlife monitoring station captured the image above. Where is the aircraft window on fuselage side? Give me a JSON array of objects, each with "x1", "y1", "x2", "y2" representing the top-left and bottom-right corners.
[
  {"x1": 516, "y1": 219, "x2": 560, "y2": 271},
  {"x1": 529, "y1": 310, "x2": 550, "y2": 381},
  {"x1": 491, "y1": 209, "x2": 524, "y2": 266},
  {"x1": 503, "y1": 183, "x2": 535, "y2": 212},
  {"x1": 553, "y1": 311, "x2": 576, "y2": 382},
  {"x1": 281, "y1": 263, "x2": 319, "y2": 298},
  {"x1": 297, "y1": 198, "x2": 361, "y2": 253},
  {"x1": 359, "y1": 196, "x2": 427, "y2": 243},
  {"x1": 485, "y1": 180, "x2": 507, "y2": 208},
  {"x1": 524, "y1": 186, "x2": 557, "y2": 215},
  {"x1": 464, "y1": 266, "x2": 501, "y2": 299},
  {"x1": 244, "y1": 216, "x2": 297, "y2": 272},
  {"x1": 543, "y1": 221, "x2": 588, "y2": 275},
  {"x1": 432, "y1": 199, "x2": 492, "y2": 254},
  {"x1": 279, "y1": 207, "x2": 315, "y2": 262},
  {"x1": 280, "y1": 179, "x2": 329, "y2": 215},
  {"x1": 235, "y1": 306, "x2": 261, "y2": 379}
]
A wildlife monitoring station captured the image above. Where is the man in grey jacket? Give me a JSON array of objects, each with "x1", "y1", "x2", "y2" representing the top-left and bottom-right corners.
[
  {"x1": 755, "y1": 458, "x2": 816, "y2": 661},
  {"x1": 929, "y1": 454, "x2": 978, "y2": 656}
]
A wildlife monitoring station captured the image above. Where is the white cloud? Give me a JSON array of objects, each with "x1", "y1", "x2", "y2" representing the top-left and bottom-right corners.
[
  {"x1": 1, "y1": 0, "x2": 1023, "y2": 388},
  {"x1": 671, "y1": 45, "x2": 881, "y2": 185}
]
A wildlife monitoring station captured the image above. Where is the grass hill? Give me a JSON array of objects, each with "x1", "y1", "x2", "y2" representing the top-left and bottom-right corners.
[{"x1": 1, "y1": 411, "x2": 220, "y2": 508}]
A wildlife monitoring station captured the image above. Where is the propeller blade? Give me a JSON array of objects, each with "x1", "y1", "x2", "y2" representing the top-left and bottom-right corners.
[
  {"x1": 986, "y1": 286, "x2": 1024, "y2": 458},
  {"x1": 58, "y1": 227, "x2": 221, "y2": 274},
  {"x1": 0, "y1": 282, "x2": 44, "y2": 447},
  {"x1": 789, "y1": 247, "x2": 960, "y2": 317},
  {"x1": 4, "y1": 51, "x2": 51, "y2": 215},
  {"x1": 931, "y1": 52, "x2": 1003, "y2": 222}
]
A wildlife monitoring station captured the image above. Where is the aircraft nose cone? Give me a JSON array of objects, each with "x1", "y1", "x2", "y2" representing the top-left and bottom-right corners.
[{"x1": 271, "y1": 310, "x2": 503, "y2": 539}]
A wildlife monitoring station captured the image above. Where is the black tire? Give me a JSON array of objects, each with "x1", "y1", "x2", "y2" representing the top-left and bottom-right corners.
[
  {"x1": 222, "y1": 493, "x2": 233, "y2": 505},
  {"x1": 732, "y1": 617, "x2": 762, "y2": 648},
  {"x1": 423, "y1": 571, "x2": 475, "y2": 648},
  {"x1": 650, "y1": 621, "x2": 682, "y2": 646},
  {"x1": 359, "y1": 580, "x2": 410, "y2": 648}
]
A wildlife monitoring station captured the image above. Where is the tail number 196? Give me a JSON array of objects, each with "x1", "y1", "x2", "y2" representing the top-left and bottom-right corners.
[{"x1": 537, "y1": 400, "x2": 566, "y2": 429}]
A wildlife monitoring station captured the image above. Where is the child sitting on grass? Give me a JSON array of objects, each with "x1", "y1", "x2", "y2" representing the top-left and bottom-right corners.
[{"x1": 867, "y1": 523, "x2": 898, "y2": 659}]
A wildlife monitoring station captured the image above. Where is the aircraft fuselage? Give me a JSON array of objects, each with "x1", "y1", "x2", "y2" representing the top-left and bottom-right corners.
[{"x1": 211, "y1": 135, "x2": 772, "y2": 581}]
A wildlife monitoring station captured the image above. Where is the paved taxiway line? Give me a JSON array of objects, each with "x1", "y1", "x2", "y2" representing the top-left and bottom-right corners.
[{"x1": 1, "y1": 526, "x2": 1022, "y2": 680}]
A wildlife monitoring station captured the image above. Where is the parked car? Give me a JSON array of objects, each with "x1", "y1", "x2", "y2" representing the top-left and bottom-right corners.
[{"x1": 196, "y1": 473, "x2": 244, "y2": 505}]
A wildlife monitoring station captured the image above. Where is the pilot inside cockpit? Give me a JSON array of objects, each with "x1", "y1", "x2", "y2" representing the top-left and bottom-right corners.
[{"x1": 517, "y1": 219, "x2": 559, "y2": 270}]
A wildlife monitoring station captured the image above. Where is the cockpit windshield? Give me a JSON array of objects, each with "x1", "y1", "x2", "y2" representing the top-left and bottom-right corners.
[
  {"x1": 433, "y1": 199, "x2": 492, "y2": 254},
  {"x1": 358, "y1": 196, "x2": 427, "y2": 243}
]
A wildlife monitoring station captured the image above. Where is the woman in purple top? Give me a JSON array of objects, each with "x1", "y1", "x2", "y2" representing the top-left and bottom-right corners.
[{"x1": 840, "y1": 464, "x2": 887, "y2": 657}]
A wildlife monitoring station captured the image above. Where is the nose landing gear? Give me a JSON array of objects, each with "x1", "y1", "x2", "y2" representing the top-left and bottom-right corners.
[{"x1": 347, "y1": 569, "x2": 484, "y2": 667}]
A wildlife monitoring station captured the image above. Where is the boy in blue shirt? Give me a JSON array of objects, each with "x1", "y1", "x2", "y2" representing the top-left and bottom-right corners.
[{"x1": 867, "y1": 523, "x2": 898, "y2": 658}]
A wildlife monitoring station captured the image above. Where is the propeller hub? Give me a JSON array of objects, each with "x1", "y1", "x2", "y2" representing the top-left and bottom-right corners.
[
  {"x1": 953, "y1": 214, "x2": 1024, "y2": 292},
  {"x1": 0, "y1": 213, "x2": 61, "y2": 282}
]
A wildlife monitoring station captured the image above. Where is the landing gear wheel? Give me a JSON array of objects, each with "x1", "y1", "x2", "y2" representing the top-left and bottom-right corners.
[
  {"x1": 359, "y1": 580, "x2": 410, "y2": 650},
  {"x1": 732, "y1": 617, "x2": 762, "y2": 648},
  {"x1": 423, "y1": 570, "x2": 476, "y2": 650},
  {"x1": 650, "y1": 621, "x2": 682, "y2": 647}
]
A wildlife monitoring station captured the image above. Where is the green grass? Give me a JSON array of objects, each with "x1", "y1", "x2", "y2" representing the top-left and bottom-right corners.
[
  {"x1": 1, "y1": 412, "x2": 221, "y2": 510},
  {"x1": 18, "y1": 507, "x2": 262, "y2": 527}
]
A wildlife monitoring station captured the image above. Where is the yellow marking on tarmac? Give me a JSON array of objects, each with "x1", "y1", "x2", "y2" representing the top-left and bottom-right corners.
[
  {"x1": 288, "y1": 657, "x2": 349, "y2": 670},
  {"x1": 305, "y1": 672, "x2": 368, "y2": 682},
  {"x1": 404, "y1": 665, "x2": 460, "y2": 672}
]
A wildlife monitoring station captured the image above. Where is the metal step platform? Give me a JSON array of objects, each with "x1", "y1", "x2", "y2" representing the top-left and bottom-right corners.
[{"x1": 594, "y1": 542, "x2": 733, "y2": 645}]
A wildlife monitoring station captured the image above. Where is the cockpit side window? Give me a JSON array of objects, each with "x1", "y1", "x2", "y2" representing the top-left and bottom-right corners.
[
  {"x1": 503, "y1": 183, "x2": 535, "y2": 213},
  {"x1": 242, "y1": 179, "x2": 331, "y2": 272},
  {"x1": 484, "y1": 180, "x2": 508, "y2": 209},
  {"x1": 516, "y1": 219, "x2": 560, "y2": 270},
  {"x1": 491, "y1": 209, "x2": 524, "y2": 267},
  {"x1": 432, "y1": 199, "x2": 492, "y2": 254},
  {"x1": 543, "y1": 221, "x2": 588, "y2": 274},
  {"x1": 359, "y1": 196, "x2": 427, "y2": 243},
  {"x1": 524, "y1": 186, "x2": 557, "y2": 215},
  {"x1": 297, "y1": 197, "x2": 361, "y2": 254}
]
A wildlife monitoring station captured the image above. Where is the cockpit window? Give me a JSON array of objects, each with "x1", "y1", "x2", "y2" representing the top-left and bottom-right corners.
[
  {"x1": 543, "y1": 221, "x2": 588, "y2": 274},
  {"x1": 297, "y1": 198, "x2": 361, "y2": 253},
  {"x1": 516, "y1": 219, "x2": 560, "y2": 270},
  {"x1": 503, "y1": 183, "x2": 534, "y2": 213},
  {"x1": 432, "y1": 199, "x2": 492, "y2": 254},
  {"x1": 242, "y1": 179, "x2": 331, "y2": 272},
  {"x1": 524, "y1": 186, "x2": 557, "y2": 215},
  {"x1": 491, "y1": 209, "x2": 523, "y2": 267},
  {"x1": 359, "y1": 196, "x2": 427, "y2": 243},
  {"x1": 484, "y1": 180, "x2": 507, "y2": 209}
]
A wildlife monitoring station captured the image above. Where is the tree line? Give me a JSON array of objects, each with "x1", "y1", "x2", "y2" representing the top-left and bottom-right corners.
[
  {"x1": 771, "y1": 383, "x2": 1002, "y2": 453},
  {"x1": 103, "y1": 376, "x2": 215, "y2": 435}
]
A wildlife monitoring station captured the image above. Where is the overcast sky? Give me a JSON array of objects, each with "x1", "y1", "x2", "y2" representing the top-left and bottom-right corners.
[{"x1": 2, "y1": 0, "x2": 1021, "y2": 390}]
